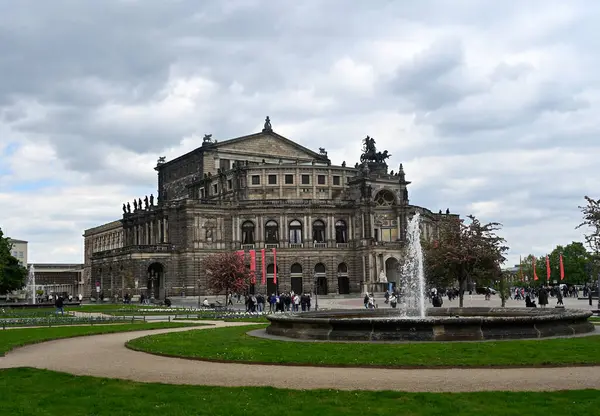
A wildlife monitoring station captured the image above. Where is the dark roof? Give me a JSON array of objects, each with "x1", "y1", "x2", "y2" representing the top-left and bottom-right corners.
[
  {"x1": 8, "y1": 238, "x2": 28, "y2": 243},
  {"x1": 156, "y1": 130, "x2": 328, "y2": 170}
]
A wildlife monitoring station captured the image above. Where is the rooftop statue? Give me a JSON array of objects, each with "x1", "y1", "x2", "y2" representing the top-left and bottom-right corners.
[
  {"x1": 263, "y1": 116, "x2": 272, "y2": 132},
  {"x1": 359, "y1": 136, "x2": 391, "y2": 165}
]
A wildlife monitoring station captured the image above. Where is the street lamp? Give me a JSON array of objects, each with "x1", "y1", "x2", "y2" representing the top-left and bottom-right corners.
[
  {"x1": 313, "y1": 273, "x2": 319, "y2": 311},
  {"x1": 148, "y1": 271, "x2": 157, "y2": 302}
]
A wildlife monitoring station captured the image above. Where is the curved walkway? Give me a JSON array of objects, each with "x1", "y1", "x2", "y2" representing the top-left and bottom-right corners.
[{"x1": 1, "y1": 322, "x2": 600, "y2": 392}]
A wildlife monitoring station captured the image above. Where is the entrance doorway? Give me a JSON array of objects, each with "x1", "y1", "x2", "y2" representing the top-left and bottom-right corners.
[
  {"x1": 314, "y1": 263, "x2": 327, "y2": 295},
  {"x1": 337, "y1": 262, "x2": 350, "y2": 294},
  {"x1": 290, "y1": 263, "x2": 303, "y2": 294},
  {"x1": 266, "y1": 264, "x2": 278, "y2": 295},
  {"x1": 385, "y1": 257, "x2": 400, "y2": 287}
]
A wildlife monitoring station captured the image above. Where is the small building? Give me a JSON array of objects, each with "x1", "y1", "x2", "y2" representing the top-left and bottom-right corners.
[
  {"x1": 8, "y1": 238, "x2": 28, "y2": 266},
  {"x1": 30, "y1": 263, "x2": 85, "y2": 297}
]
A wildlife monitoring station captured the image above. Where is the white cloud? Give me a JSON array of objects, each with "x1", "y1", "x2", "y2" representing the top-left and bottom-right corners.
[{"x1": 0, "y1": 0, "x2": 598, "y2": 266}]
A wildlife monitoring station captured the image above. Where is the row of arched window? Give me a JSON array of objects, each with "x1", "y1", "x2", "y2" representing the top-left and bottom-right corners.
[{"x1": 241, "y1": 219, "x2": 348, "y2": 245}]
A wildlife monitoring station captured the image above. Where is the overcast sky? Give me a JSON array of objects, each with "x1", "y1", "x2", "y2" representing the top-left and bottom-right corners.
[{"x1": 1, "y1": 0, "x2": 599, "y2": 266}]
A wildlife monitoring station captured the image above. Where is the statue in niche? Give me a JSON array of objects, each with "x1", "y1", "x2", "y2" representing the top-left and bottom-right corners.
[
  {"x1": 263, "y1": 116, "x2": 272, "y2": 132},
  {"x1": 126, "y1": 202, "x2": 131, "y2": 213},
  {"x1": 133, "y1": 199, "x2": 138, "y2": 211},
  {"x1": 144, "y1": 196, "x2": 149, "y2": 209},
  {"x1": 122, "y1": 203, "x2": 127, "y2": 214},
  {"x1": 378, "y1": 270, "x2": 388, "y2": 283},
  {"x1": 149, "y1": 194, "x2": 154, "y2": 206},
  {"x1": 138, "y1": 198, "x2": 142, "y2": 209},
  {"x1": 206, "y1": 229, "x2": 213, "y2": 240}
]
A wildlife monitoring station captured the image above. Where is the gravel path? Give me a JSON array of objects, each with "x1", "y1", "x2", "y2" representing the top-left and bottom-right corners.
[{"x1": 1, "y1": 322, "x2": 599, "y2": 392}]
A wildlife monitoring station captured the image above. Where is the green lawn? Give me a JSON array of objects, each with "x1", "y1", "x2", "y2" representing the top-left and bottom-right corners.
[
  {"x1": 0, "y1": 368, "x2": 598, "y2": 416},
  {"x1": 127, "y1": 324, "x2": 600, "y2": 368},
  {"x1": 0, "y1": 322, "x2": 204, "y2": 356}
]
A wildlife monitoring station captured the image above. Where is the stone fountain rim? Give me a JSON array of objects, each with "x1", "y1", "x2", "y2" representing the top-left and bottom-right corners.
[{"x1": 266, "y1": 307, "x2": 593, "y2": 325}]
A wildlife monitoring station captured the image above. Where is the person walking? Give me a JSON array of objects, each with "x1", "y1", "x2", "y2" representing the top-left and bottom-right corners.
[{"x1": 55, "y1": 296, "x2": 64, "y2": 316}]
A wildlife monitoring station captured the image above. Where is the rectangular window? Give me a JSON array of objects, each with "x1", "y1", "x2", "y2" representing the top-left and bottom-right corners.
[
  {"x1": 213, "y1": 184, "x2": 218, "y2": 194},
  {"x1": 200, "y1": 188, "x2": 205, "y2": 198},
  {"x1": 333, "y1": 176, "x2": 340, "y2": 185},
  {"x1": 301, "y1": 174, "x2": 310, "y2": 185},
  {"x1": 251, "y1": 175, "x2": 260, "y2": 185},
  {"x1": 317, "y1": 175, "x2": 326, "y2": 185},
  {"x1": 268, "y1": 174, "x2": 277, "y2": 185},
  {"x1": 219, "y1": 159, "x2": 230, "y2": 171},
  {"x1": 227, "y1": 179, "x2": 232, "y2": 190},
  {"x1": 285, "y1": 174, "x2": 294, "y2": 184}
]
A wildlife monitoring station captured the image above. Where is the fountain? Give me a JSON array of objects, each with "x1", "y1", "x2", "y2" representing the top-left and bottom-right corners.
[
  {"x1": 27, "y1": 264, "x2": 36, "y2": 305},
  {"x1": 398, "y1": 212, "x2": 426, "y2": 317},
  {"x1": 265, "y1": 214, "x2": 595, "y2": 342}
]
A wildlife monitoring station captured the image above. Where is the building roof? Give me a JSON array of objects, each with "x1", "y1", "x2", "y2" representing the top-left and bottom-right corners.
[
  {"x1": 8, "y1": 238, "x2": 28, "y2": 243},
  {"x1": 156, "y1": 129, "x2": 329, "y2": 170}
]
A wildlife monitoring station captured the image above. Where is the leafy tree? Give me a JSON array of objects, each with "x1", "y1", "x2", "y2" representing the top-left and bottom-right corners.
[
  {"x1": 423, "y1": 215, "x2": 509, "y2": 307},
  {"x1": 201, "y1": 252, "x2": 252, "y2": 298},
  {"x1": 577, "y1": 196, "x2": 600, "y2": 281},
  {"x1": 0, "y1": 228, "x2": 28, "y2": 296},
  {"x1": 518, "y1": 242, "x2": 592, "y2": 285}
]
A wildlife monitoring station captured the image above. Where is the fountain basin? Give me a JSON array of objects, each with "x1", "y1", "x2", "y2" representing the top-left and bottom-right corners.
[{"x1": 265, "y1": 307, "x2": 595, "y2": 341}]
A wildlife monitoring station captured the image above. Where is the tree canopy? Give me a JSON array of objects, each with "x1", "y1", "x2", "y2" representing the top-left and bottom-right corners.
[
  {"x1": 517, "y1": 242, "x2": 592, "y2": 285},
  {"x1": 201, "y1": 252, "x2": 253, "y2": 297},
  {"x1": 0, "y1": 228, "x2": 28, "y2": 296},
  {"x1": 423, "y1": 215, "x2": 508, "y2": 306}
]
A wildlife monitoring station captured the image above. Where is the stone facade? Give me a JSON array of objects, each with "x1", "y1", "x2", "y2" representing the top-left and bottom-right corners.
[{"x1": 83, "y1": 119, "x2": 458, "y2": 299}]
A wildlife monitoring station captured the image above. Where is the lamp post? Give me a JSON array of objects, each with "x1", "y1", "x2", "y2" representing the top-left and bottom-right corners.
[
  {"x1": 148, "y1": 270, "x2": 157, "y2": 301},
  {"x1": 313, "y1": 273, "x2": 319, "y2": 311}
]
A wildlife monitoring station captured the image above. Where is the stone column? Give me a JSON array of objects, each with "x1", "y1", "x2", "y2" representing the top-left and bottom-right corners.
[
  {"x1": 370, "y1": 213, "x2": 375, "y2": 241},
  {"x1": 164, "y1": 219, "x2": 169, "y2": 242},
  {"x1": 303, "y1": 214, "x2": 308, "y2": 242},
  {"x1": 150, "y1": 221, "x2": 154, "y2": 245},
  {"x1": 397, "y1": 215, "x2": 401, "y2": 241}
]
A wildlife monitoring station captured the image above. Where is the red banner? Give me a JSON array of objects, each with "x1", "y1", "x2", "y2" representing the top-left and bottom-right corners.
[
  {"x1": 249, "y1": 250, "x2": 256, "y2": 284},
  {"x1": 272, "y1": 248, "x2": 277, "y2": 284},
  {"x1": 560, "y1": 254, "x2": 565, "y2": 280},
  {"x1": 533, "y1": 256, "x2": 538, "y2": 281},
  {"x1": 261, "y1": 249, "x2": 266, "y2": 285},
  {"x1": 546, "y1": 255, "x2": 551, "y2": 281}
]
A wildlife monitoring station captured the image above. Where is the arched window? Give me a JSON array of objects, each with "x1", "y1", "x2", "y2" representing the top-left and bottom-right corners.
[
  {"x1": 337, "y1": 263, "x2": 348, "y2": 274},
  {"x1": 265, "y1": 220, "x2": 279, "y2": 243},
  {"x1": 374, "y1": 190, "x2": 396, "y2": 206},
  {"x1": 312, "y1": 220, "x2": 326, "y2": 243},
  {"x1": 291, "y1": 263, "x2": 303, "y2": 274},
  {"x1": 335, "y1": 220, "x2": 347, "y2": 243},
  {"x1": 241, "y1": 221, "x2": 255, "y2": 244},
  {"x1": 289, "y1": 220, "x2": 303, "y2": 244},
  {"x1": 314, "y1": 263, "x2": 326, "y2": 274}
]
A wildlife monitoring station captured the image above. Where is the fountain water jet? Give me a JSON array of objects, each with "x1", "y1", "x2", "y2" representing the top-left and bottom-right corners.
[
  {"x1": 399, "y1": 212, "x2": 426, "y2": 317},
  {"x1": 27, "y1": 264, "x2": 36, "y2": 305}
]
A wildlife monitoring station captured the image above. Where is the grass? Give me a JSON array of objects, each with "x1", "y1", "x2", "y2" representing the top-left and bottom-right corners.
[
  {"x1": 0, "y1": 368, "x2": 599, "y2": 416},
  {"x1": 0, "y1": 322, "x2": 204, "y2": 356},
  {"x1": 128, "y1": 324, "x2": 600, "y2": 368}
]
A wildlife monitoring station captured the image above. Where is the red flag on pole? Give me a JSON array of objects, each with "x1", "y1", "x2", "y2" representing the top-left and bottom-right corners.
[
  {"x1": 249, "y1": 250, "x2": 256, "y2": 284},
  {"x1": 546, "y1": 255, "x2": 551, "y2": 281},
  {"x1": 533, "y1": 256, "x2": 538, "y2": 281},
  {"x1": 559, "y1": 254, "x2": 565, "y2": 280},
  {"x1": 272, "y1": 248, "x2": 277, "y2": 284},
  {"x1": 261, "y1": 249, "x2": 266, "y2": 285}
]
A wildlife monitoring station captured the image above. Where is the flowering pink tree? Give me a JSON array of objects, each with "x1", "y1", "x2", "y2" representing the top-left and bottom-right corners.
[{"x1": 202, "y1": 252, "x2": 252, "y2": 297}]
